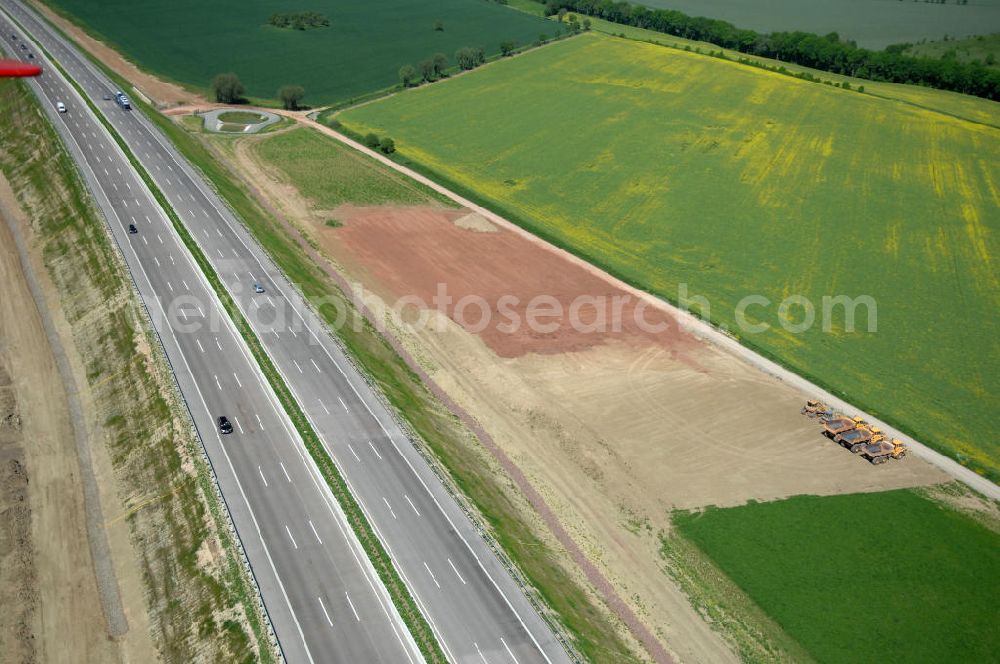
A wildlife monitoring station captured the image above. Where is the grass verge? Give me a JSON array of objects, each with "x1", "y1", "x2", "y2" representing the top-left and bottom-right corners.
[
  {"x1": 84, "y1": 40, "x2": 640, "y2": 664},
  {"x1": 32, "y1": 37, "x2": 448, "y2": 664},
  {"x1": 33, "y1": 13, "x2": 648, "y2": 659},
  {"x1": 192, "y1": 125, "x2": 636, "y2": 663},
  {"x1": 0, "y1": 77, "x2": 267, "y2": 661}
]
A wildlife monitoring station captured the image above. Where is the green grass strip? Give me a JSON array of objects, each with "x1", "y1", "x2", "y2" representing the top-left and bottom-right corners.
[
  {"x1": 27, "y1": 25, "x2": 446, "y2": 664},
  {"x1": 0, "y1": 47, "x2": 271, "y2": 663}
]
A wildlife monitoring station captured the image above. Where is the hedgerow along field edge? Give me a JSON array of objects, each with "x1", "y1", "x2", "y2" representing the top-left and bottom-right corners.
[
  {"x1": 39, "y1": 0, "x2": 550, "y2": 104},
  {"x1": 338, "y1": 33, "x2": 1000, "y2": 481}
]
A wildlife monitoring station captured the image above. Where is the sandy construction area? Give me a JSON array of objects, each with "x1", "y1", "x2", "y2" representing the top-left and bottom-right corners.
[
  {"x1": 211, "y1": 125, "x2": 949, "y2": 661},
  {"x1": 0, "y1": 179, "x2": 156, "y2": 662},
  {"x1": 329, "y1": 205, "x2": 946, "y2": 508},
  {"x1": 320, "y1": 203, "x2": 949, "y2": 661}
]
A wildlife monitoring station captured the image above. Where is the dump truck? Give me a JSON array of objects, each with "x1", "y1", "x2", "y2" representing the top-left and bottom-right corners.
[
  {"x1": 823, "y1": 415, "x2": 862, "y2": 439},
  {"x1": 834, "y1": 425, "x2": 883, "y2": 453},
  {"x1": 859, "y1": 438, "x2": 907, "y2": 464}
]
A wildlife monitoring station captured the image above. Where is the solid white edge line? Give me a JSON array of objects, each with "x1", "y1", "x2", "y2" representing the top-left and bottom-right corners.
[
  {"x1": 1, "y1": 23, "x2": 322, "y2": 660},
  {"x1": 23, "y1": 8, "x2": 541, "y2": 659}
]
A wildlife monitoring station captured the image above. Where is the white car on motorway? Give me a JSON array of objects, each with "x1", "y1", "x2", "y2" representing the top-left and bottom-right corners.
[{"x1": 56, "y1": 101, "x2": 66, "y2": 113}]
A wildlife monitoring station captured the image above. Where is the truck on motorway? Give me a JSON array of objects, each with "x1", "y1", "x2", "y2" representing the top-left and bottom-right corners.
[{"x1": 114, "y1": 90, "x2": 131, "y2": 109}]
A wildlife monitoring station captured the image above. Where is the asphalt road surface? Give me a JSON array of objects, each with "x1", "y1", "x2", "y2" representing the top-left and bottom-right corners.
[{"x1": 0, "y1": 2, "x2": 572, "y2": 663}]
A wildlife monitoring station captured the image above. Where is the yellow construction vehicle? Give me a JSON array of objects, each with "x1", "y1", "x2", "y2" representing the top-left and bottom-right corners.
[
  {"x1": 801, "y1": 399, "x2": 832, "y2": 418},
  {"x1": 823, "y1": 415, "x2": 858, "y2": 439},
  {"x1": 860, "y1": 438, "x2": 907, "y2": 464}
]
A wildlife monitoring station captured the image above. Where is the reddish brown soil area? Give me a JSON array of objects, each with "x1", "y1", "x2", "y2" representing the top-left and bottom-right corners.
[{"x1": 333, "y1": 205, "x2": 701, "y2": 360}]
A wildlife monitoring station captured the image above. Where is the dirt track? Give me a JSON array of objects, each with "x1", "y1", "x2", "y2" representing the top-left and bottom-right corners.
[
  {"x1": 0, "y1": 177, "x2": 156, "y2": 662},
  {"x1": 326, "y1": 204, "x2": 951, "y2": 661},
  {"x1": 230, "y1": 127, "x2": 950, "y2": 660}
]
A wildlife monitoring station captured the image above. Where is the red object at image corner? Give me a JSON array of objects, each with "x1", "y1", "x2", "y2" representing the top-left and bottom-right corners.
[{"x1": 0, "y1": 59, "x2": 42, "y2": 77}]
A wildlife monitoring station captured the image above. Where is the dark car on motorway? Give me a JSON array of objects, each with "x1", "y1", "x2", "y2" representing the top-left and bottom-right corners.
[
  {"x1": 128, "y1": 223, "x2": 137, "y2": 234},
  {"x1": 218, "y1": 416, "x2": 233, "y2": 434}
]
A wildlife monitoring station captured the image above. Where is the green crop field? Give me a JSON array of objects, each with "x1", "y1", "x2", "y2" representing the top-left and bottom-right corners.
[
  {"x1": 41, "y1": 0, "x2": 548, "y2": 104},
  {"x1": 672, "y1": 489, "x2": 1000, "y2": 663},
  {"x1": 635, "y1": 0, "x2": 1000, "y2": 49},
  {"x1": 339, "y1": 33, "x2": 1000, "y2": 479},
  {"x1": 251, "y1": 127, "x2": 454, "y2": 208}
]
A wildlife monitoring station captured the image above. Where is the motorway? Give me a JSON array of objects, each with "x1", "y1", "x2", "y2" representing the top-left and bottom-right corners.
[{"x1": 1, "y1": 2, "x2": 572, "y2": 663}]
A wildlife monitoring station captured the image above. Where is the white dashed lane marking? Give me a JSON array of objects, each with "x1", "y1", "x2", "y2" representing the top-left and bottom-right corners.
[{"x1": 317, "y1": 597, "x2": 333, "y2": 627}]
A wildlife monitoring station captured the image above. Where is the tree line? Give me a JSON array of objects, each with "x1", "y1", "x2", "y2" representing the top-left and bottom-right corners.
[
  {"x1": 539, "y1": 0, "x2": 1000, "y2": 100},
  {"x1": 399, "y1": 43, "x2": 519, "y2": 87}
]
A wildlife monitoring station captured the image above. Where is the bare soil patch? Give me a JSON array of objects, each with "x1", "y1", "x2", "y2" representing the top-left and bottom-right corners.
[
  {"x1": 32, "y1": 0, "x2": 205, "y2": 107},
  {"x1": 332, "y1": 204, "x2": 701, "y2": 360},
  {"x1": 0, "y1": 361, "x2": 35, "y2": 664},
  {"x1": 317, "y1": 203, "x2": 949, "y2": 662},
  {"x1": 210, "y1": 127, "x2": 950, "y2": 661},
  {"x1": 0, "y1": 194, "x2": 130, "y2": 662}
]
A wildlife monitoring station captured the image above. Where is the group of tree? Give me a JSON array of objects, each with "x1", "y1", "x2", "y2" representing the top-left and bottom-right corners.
[
  {"x1": 400, "y1": 53, "x2": 448, "y2": 87},
  {"x1": 539, "y1": 0, "x2": 1000, "y2": 100},
  {"x1": 455, "y1": 46, "x2": 487, "y2": 70},
  {"x1": 363, "y1": 132, "x2": 396, "y2": 154},
  {"x1": 279, "y1": 84, "x2": 305, "y2": 110},
  {"x1": 400, "y1": 39, "x2": 528, "y2": 87},
  {"x1": 556, "y1": 8, "x2": 591, "y2": 31},
  {"x1": 211, "y1": 73, "x2": 306, "y2": 109},
  {"x1": 268, "y1": 12, "x2": 329, "y2": 30},
  {"x1": 211, "y1": 73, "x2": 245, "y2": 103}
]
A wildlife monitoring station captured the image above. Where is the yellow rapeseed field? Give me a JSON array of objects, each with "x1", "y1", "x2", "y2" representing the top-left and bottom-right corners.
[{"x1": 341, "y1": 33, "x2": 1000, "y2": 478}]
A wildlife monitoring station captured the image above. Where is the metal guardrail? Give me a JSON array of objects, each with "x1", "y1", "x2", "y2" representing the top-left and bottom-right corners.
[{"x1": 172, "y1": 126, "x2": 582, "y2": 662}]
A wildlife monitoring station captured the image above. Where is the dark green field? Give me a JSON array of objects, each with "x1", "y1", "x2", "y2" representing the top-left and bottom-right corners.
[
  {"x1": 673, "y1": 489, "x2": 1000, "y2": 664},
  {"x1": 42, "y1": 0, "x2": 548, "y2": 104},
  {"x1": 636, "y1": 0, "x2": 1000, "y2": 49}
]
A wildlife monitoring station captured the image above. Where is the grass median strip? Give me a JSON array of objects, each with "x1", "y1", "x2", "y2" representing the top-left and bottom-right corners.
[
  {"x1": 28, "y1": 22, "x2": 447, "y2": 663},
  {"x1": 30, "y1": 14, "x2": 638, "y2": 659}
]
